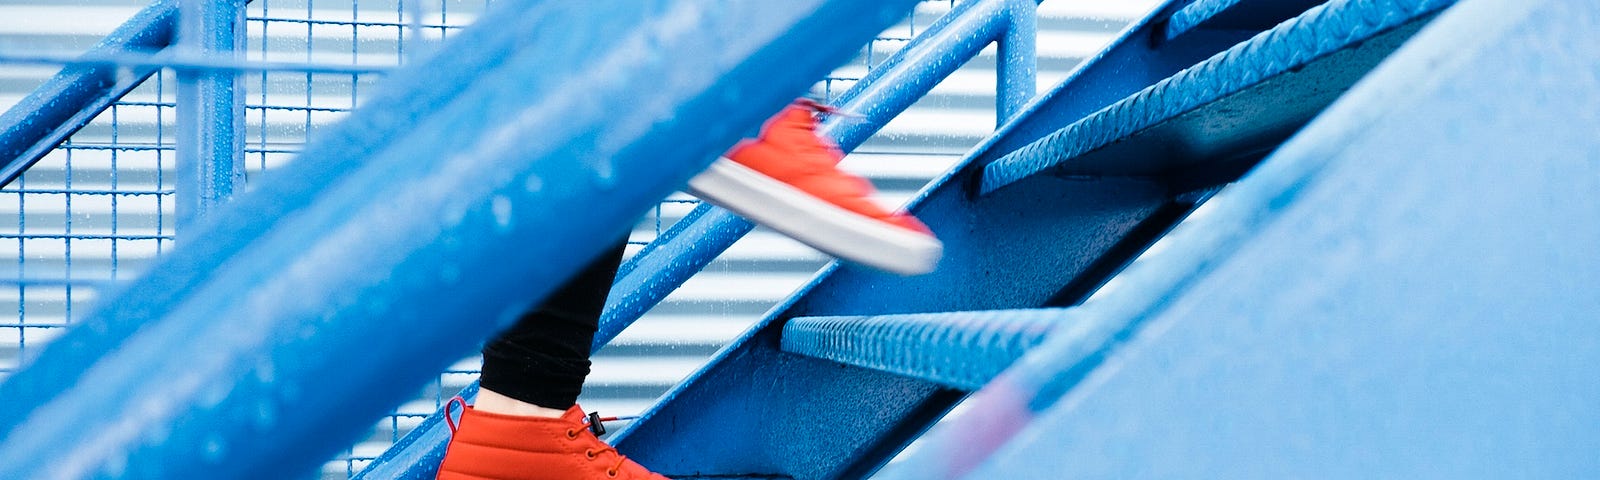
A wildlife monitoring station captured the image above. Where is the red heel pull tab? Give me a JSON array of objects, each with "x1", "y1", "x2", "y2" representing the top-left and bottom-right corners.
[{"x1": 444, "y1": 396, "x2": 467, "y2": 434}]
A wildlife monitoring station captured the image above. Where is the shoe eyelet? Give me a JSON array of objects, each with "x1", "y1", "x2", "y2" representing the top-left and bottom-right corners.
[
  {"x1": 585, "y1": 449, "x2": 598, "y2": 460},
  {"x1": 566, "y1": 429, "x2": 579, "y2": 440},
  {"x1": 606, "y1": 468, "x2": 618, "y2": 478}
]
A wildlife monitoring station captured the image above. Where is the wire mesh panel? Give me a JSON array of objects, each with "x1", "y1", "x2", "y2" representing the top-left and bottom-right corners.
[{"x1": 0, "y1": 67, "x2": 178, "y2": 377}]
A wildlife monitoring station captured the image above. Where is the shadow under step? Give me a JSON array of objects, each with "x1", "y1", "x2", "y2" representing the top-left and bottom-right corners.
[{"x1": 1164, "y1": 0, "x2": 1328, "y2": 41}]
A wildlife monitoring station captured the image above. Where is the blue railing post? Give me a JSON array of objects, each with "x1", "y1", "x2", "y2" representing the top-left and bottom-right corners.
[
  {"x1": 0, "y1": 1, "x2": 918, "y2": 478},
  {"x1": 175, "y1": 0, "x2": 246, "y2": 227},
  {"x1": 997, "y1": 0, "x2": 1038, "y2": 125}
]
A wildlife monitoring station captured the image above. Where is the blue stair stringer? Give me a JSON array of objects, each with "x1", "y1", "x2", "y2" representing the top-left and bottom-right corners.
[
  {"x1": 0, "y1": 1, "x2": 921, "y2": 478},
  {"x1": 606, "y1": 1, "x2": 1407, "y2": 478},
  {"x1": 882, "y1": 0, "x2": 1600, "y2": 476}
]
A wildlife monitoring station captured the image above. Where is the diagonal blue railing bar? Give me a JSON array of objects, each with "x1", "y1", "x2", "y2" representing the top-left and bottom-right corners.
[
  {"x1": 358, "y1": 2, "x2": 1041, "y2": 476},
  {"x1": 0, "y1": 0, "x2": 178, "y2": 187},
  {"x1": 781, "y1": 309, "x2": 1060, "y2": 390},
  {"x1": 981, "y1": 0, "x2": 1454, "y2": 195},
  {"x1": 885, "y1": 0, "x2": 1598, "y2": 476},
  {"x1": 1164, "y1": 0, "x2": 1327, "y2": 41},
  {"x1": 0, "y1": 1, "x2": 918, "y2": 478}
]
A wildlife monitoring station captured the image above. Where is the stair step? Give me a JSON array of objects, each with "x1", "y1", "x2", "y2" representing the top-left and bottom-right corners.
[
  {"x1": 781, "y1": 309, "x2": 1061, "y2": 390},
  {"x1": 1164, "y1": 0, "x2": 1327, "y2": 41},
  {"x1": 982, "y1": 0, "x2": 1454, "y2": 195}
]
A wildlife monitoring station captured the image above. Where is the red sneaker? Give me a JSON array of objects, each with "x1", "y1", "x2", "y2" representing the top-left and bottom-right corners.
[
  {"x1": 437, "y1": 402, "x2": 667, "y2": 480},
  {"x1": 687, "y1": 100, "x2": 942, "y2": 275}
]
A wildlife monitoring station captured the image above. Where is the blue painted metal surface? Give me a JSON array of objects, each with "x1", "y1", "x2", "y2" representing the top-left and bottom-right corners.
[
  {"x1": 358, "y1": 1, "x2": 1047, "y2": 476},
  {"x1": 0, "y1": 0, "x2": 177, "y2": 187},
  {"x1": 995, "y1": 0, "x2": 1037, "y2": 125},
  {"x1": 0, "y1": 1, "x2": 917, "y2": 478},
  {"x1": 882, "y1": 0, "x2": 1600, "y2": 477},
  {"x1": 609, "y1": 2, "x2": 1298, "y2": 477},
  {"x1": 982, "y1": 0, "x2": 1453, "y2": 194},
  {"x1": 781, "y1": 309, "x2": 1059, "y2": 390},
  {"x1": 1165, "y1": 0, "x2": 1327, "y2": 40},
  {"x1": 176, "y1": 0, "x2": 247, "y2": 226}
]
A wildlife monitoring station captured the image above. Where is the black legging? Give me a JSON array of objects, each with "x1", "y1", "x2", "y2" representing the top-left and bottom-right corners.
[{"x1": 478, "y1": 239, "x2": 628, "y2": 410}]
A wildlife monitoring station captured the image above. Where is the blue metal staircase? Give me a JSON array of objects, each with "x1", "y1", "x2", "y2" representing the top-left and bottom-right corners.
[{"x1": 1, "y1": 0, "x2": 1598, "y2": 478}]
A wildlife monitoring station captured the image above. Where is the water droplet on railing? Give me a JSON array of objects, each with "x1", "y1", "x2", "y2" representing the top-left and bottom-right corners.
[
  {"x1": 491, "y1": 195, "x2": 513, "y2": 232},
  {"x1": 202, "y1": 433, "x2": 227, "y2": 462}
]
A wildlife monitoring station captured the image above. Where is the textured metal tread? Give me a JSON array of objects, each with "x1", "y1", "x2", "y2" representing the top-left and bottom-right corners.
[
  {"x1": 982, "y1": 0, "x2": 1453, "y2": 194},
  {"x1": 781, "y1": 309, "x2": 1063, "y2": 390}
]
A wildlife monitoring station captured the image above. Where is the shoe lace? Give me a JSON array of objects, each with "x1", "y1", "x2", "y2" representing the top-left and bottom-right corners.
[{"x1": 577, "y1": 411, "x2": 642, "y2": 477}]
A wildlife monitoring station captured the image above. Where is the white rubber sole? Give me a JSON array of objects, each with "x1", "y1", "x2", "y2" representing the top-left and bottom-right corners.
[{"x1": 686, "y1": 157, "x2": 942, "y2": 275}]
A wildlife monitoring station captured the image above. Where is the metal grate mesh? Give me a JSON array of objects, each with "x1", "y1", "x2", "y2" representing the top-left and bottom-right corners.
[{"x1": 0, "y1": 69, "x2": 178, "y2": 379}]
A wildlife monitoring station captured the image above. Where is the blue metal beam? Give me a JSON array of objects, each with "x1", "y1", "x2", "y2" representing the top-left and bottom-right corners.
[
  {"x1": 881, "y1": 0, "x2": 1600, "y2": 476},
  {"x1": 0, "y1": 1, "x2": 917, "y2": 478},
  {"x1": 176, "y1": 0, "x2": 247, "y2": 226},
  {"x1": 781, "y1": 309, "x2": 1060, "y2": 390},
  {"x1": 981, "y1": 0, "x2": 1453, "y2": 195},
  {"x1": 0, "y1": 0, "x2": 178, "y2": 187},
  {"x1": 358, "y1": 2, "x2": 1038, "y2": 476}
]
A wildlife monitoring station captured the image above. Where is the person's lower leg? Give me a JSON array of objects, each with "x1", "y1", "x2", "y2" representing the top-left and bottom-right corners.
[
  {"x1": 436, "y1": 239, "x2": 667, "y2": 479},
  {"x1": 475, "y1": 240, "x2": 627, "y2": 414}
]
